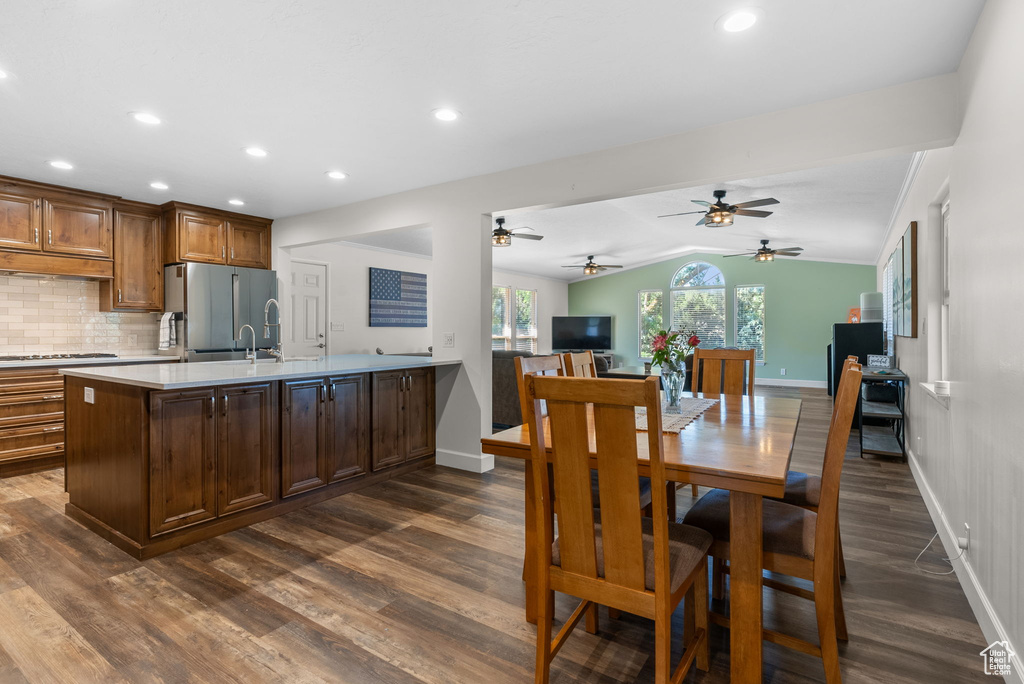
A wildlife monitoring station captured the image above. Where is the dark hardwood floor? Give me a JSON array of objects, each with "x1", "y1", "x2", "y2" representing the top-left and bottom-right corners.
[{"x1": 0, "y1": 387, "x2": 988, "y2": 682}]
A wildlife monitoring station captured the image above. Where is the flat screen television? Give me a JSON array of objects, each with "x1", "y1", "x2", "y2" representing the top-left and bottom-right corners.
[{"x1": 551, "y1": 316, "x2": 612, "y2": 352}]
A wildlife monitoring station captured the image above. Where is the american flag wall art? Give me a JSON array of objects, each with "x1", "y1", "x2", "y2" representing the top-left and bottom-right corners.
[{"x1": 368, "y1": 267, "x2": 428, "y2": 327}]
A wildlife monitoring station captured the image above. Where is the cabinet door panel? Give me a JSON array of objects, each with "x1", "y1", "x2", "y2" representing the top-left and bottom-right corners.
[
  {"x1": 371, "y1": 372, "x2": 405, "y2": 471},
  {"x1": 281, "y1": 379, "x2": 327, "y2": 496},
  {"x1": 111, "y1": 210, "x2": 162, "y2": 310},
  {"x1": 149, "y1": 390, "x2": 216, "y2": 536},
  {"x1": 327, "y1": 375, "x2": 368, "y2": 482},
  {"x1": 218, "y1": 383, "x2": 275, "y2": 515},
  {"x1": 42, "y1": 197, "x2": 112, "y2": 258},
  {"x1": 0, "y1": 192, "x2": 40, "y2": 251},
  {"x1": 180, "y1": 213, "x2": 226, "y2": 264},
  {"x1": 405, "y1": 367, "x2": 435, "y2": 460},
  {"x1": 227, "y1": 220, "x2": 270, "y2": 269}
]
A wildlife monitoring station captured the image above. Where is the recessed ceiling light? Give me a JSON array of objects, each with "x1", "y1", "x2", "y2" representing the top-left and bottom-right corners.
[
  {"x1": 717, "y1": 8, "x2": 761, "y2": 33},
  {"x1": 149, "y1": 181, "x2": 169, "y2": 190},
  {"x1": 48, "y1": 160, "x2": 73, "y2": 170},
  {"x1": 326, "y1": 170, "x2": 348, "y2": 180},
  {"x1": 244, "y1": 146, "x2": 268, "y2": 157},
  {"x1": 0, "y1": 70, "x2": 8, "y2": 80},
  {"x1": 432, "y1": 108, "x2": 461, "y2": 122},
  {"x1": 228, "y1": 199, "x2": 245, "y2": 206},
  {"x1": 130, "y1": 111, "x2": 161, "y2": 125}
]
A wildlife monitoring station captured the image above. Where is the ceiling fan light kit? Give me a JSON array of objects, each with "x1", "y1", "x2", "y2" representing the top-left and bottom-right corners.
[
  {"x1": 491, "y1": 216, "x2": 543, "y2": 247},
  {"x1": 658, "y1": 189, "x2": 779, "y2": 228},
  {"x1": 724, "y1": 239, "x2": 803, "y2": 262}
]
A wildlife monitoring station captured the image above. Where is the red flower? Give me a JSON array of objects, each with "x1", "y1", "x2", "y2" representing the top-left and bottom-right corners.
[
  {"x1": 688, "y1": 335, "x2": 700, "y2": 347},
  {"x1": 652, "y1": 335, "x2": 667, "y2": 351}
]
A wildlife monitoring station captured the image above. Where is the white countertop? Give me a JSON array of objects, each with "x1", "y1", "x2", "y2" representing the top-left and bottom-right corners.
[
  {"x1": 59, "y1": 354, "x2": 461, "y2": 390},
  {"x1": 0, "y1": 355, "x2": 177, "y2": 370}
]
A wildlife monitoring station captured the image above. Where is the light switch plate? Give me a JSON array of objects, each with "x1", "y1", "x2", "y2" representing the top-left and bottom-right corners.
[
  {"x1": 331, "y1": 322, "x2": 345, "y2": 331},
  {"x1": 84, "y1": 387, "x2": 95, "y2": 404}
]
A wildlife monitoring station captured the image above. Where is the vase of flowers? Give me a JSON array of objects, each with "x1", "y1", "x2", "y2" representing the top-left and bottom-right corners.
[{"x1": 650, "y1": 329, "x2": 700, "y2": 413}]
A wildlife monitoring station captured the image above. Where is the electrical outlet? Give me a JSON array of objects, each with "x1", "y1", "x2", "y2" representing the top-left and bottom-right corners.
[
  {"x1": 84, "y1": 387, "x2": 95, "y2": 404},
  {"x1": 127, "y1": 334, "x2": 138, "y2": 346},
  {"x1": 443, "y1": 332, "x2": 455, "y2": 348},
  {"x1": 780, "y1": 368, "x2": 787, "y2": 376}
]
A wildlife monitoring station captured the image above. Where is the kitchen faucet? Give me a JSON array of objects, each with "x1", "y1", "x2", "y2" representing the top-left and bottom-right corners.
[
  {"x1": 238, "y1": 324, "x2": 257, "y2": 364},
  {"x1": 264, "y1": 298, "x2": 285, "y2": 363}
]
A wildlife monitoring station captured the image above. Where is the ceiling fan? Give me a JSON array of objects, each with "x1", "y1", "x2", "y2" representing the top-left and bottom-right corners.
[
  {"x1": 724, "y1": 239, "x2": 804, "y2": 262},
  {"x1": 562, "y1": 255, "x2": 623, "y2": 276},
  {"x1": 659, "y1": 189, "x2": 779, "y2": 227},
  {"x1": 492, "y1": 216, "x2": 543, "y2": 247}
]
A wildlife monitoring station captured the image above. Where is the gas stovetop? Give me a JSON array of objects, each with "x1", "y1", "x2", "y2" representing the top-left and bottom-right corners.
[{"x1": 0, "y1": 353, "x2": 118, "y2": 362}]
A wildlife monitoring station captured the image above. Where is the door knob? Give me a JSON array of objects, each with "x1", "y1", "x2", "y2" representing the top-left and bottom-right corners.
[{"x1": 316, "y1": 343, "x2": 326, "y2": 348}]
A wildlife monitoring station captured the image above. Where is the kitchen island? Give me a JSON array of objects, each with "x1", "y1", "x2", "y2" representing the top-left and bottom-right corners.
[{"x1": 60, "y1": 354, "x2": 458, "y2": 558}]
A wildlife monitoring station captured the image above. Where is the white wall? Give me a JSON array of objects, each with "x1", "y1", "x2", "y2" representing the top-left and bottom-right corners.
[
  {"x1": 491, "y1": 270, "x2": 569, "y2": 355},
  {"x1": 289, "y1": 243, "x2": 432, "y2": 355},
  {"x1": 875, "y1": 1, "x2": 1024, "y2": 675},
  {"x1": 272, "y1": 73, "x2": 960, "y2": 474}
]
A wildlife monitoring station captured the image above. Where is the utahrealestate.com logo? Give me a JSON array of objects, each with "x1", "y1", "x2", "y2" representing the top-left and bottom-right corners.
[{"x1": 980, "y1": 641, "x2": 1015, "y2": 676}]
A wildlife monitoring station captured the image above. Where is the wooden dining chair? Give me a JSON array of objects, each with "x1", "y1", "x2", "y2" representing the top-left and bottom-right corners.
[
  {"x1": 687, "y1": 347, "x2": 756, "y2": 496},
  {"x1": 682, "y1": 362, "x2": 863, "y2": 684},
  {"x1": 523, "y1": 375, "x2": 712, "y2": 684},
  {"x1": 768, "y1": 355, "x2": 858, "y2": 578},
  {"x1": 561, "y1": 350, "x2": 598, "y2": 378}
]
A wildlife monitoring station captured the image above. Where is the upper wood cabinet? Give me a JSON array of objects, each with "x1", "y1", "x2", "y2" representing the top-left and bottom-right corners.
[
  {"x1": 42, "y1": 196, "x2": 112, "y2": 258},
  {"x1": 100, "y1": 204, "x2": 163, "y2": 312},
  {"x1": 0, "y1": 192, "x2": 41, "y2": 251},
  {"x1": 164, "y1": 202, "x2": 272, "y2": 269}
]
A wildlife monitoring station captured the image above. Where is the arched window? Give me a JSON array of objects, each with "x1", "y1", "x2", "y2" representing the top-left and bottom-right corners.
[{"x1": 669, "y1": 261, "x2": 726, "y2": 349}]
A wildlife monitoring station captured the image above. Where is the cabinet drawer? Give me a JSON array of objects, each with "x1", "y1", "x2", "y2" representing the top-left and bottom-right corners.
[
  {"x1": 0, "y1": 443, "x2": 63, "y2": 464},
  {"x1": 0, "y1": 391, "x2": 64, "y2": 419},
  {"x1": 0, "y1": 422, "x2": 63, "y2": 458}
]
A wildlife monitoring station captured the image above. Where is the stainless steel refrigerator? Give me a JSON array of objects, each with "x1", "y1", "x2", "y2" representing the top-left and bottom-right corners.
[{"x1": 163, "y1": 263, "x2": 279, "y2": 362}]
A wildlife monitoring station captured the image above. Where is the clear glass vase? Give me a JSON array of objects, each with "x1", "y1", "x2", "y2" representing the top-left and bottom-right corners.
[{"x1": 659, "y1": 362, "x2": 687, "y2": 414}]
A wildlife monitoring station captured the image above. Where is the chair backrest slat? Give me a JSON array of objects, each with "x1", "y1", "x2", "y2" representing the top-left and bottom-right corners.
[
  {"x1": 814, "y1": 363, "x2": 862, "y2": 578},
  {"x1": 562, "y1": 351, "x2": 598, "y2": 378},
  {"x1": 524, "y1": 376, "x2": 669, "y2": 600},
  {"x1": 514, "y1": 355, "x2": 565, "y2": 421},
  {"x1": 692, "y1": 348, "x2": 755, "y2": 396}
]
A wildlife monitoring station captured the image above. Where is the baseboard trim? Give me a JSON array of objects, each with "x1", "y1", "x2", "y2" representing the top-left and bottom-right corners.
[
  {"x1": 907, "y1": 447, "x2": 1022, "y2": 683},
  {"x1": 755, "y1": 378, "x2": 828, "y2": 389},
  {"x1": 435, "y1": 448, "x2": 494, "y2": 473}
]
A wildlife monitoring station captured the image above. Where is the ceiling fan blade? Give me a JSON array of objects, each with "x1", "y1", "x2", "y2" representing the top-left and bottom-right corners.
[
  {"x1": 514, "y1": 233, "x2": 544, "y2": 241},
  {"x1": 723, "y1": 252, "x2": 756, "y2": 257},
  {"x1": 657, "y1": 210, "x2": 705, "y2": 218},
  {"x1": 696, "y1": 217, "x2": 707, "y2": 226},
  {"x1": 691, "y1": 200, "x2": 711, "y2": 206},
  {"x1": 561, "y1": 265, "x2": 584, "y2": 268},
  {"x1": 733, "y1": 198, "x2": 780, "y2": 209},
  {"x1": 601, "y1": 265, "x2": 623, "y2": 269},
  {"x1": 733, "y1": 209, "x2": 773, "y2": 218},
  {"x1": 772, "y1": 247, "x2": 803, "y2": 252},
  {"x1": 775, "y1": 251, "x2": 802, "y2": 257}
]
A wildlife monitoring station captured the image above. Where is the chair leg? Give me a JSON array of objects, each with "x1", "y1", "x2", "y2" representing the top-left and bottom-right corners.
[
  {"x1": 608, "y1": 607, "x2": 621, "y2": 620},
  {"x1": 535, "y1": 587, "x2": 554, "y2": 684},
  {"x1": 711, "y1": 557, "x2": 726, "y2": 600},
  {"x1": 695, "y1": 558, "x2": 710, "y2": 671},
  {"x1": 834, "y1": 553, "x2": 849, "y2": 641},
  {"x1": 837, "y1": 523, "x2": 847, "y2": 579},
  {"x1": 654, "y1": 604, "x2": 672, "y2": 684},
  {"x1": 691, "y1": 484, "x2": 699, "y2": 497},
  {"x1": 815, "y1": 578, "x2": 843, "y2": 684},
  {"x1": 585, "y1": 602, "x2": 600, "y2": 634}
]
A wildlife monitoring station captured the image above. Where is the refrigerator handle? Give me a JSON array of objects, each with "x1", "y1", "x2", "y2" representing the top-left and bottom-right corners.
[{"x1": 231, "y1": 273, "x2": 240, "y2": 340}]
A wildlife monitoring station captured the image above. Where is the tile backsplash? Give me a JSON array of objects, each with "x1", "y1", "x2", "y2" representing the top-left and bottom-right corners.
[{"x1": 0, "y1": 275, "x2": 160, "y2": 355}]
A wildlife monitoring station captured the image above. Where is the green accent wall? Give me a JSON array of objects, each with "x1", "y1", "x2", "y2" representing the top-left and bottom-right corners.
[{"x1": 567, "y1": 253, "x2": 876, "y2": 382}]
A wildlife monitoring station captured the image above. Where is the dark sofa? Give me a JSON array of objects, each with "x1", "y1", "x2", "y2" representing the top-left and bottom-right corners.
[{"x1": 492, "y1": 350, "x2": 609, "y2": 428}]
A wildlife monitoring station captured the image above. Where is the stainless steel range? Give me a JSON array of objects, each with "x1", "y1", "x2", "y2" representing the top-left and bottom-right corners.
[{"x1": 0, "y1": 353, "x2": 118, "y2": 362}]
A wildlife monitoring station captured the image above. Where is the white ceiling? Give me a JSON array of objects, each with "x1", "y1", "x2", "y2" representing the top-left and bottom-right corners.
[
  {"x1": 341, "y1": 154, "x2": 914, "y2": 279},
  {"x1": 0, "y1": 1, "x2": 982, "y2": 218}
]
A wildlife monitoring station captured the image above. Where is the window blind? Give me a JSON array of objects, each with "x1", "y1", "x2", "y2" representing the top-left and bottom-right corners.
[
  {"x1": 491, "y1": 286, "x2": 511, "y2": 350},
  {"x1": 670, "y1": 288, "x2": 725, "y2": 349},
  {"x1": 735, "y1": 285, "x2": 765, "y2": 361}
]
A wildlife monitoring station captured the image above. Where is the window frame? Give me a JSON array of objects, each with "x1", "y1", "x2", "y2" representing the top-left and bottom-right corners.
[
  {"x1": 734, "y1": 284, "x2": 766, "y2": 363},
  {"x1": 636, "y1": 289, "x2": 665, "y2": 361},
  {"x1": 669, "y1": 261, "x2": 727, "y2": 350},
  {"x1": 491, "y1": 285, "x2": 512, "y2": 351}
]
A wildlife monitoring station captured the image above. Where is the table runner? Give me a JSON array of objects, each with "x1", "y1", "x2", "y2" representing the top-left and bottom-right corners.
[{"x1": 635, "y1": 397, "x2": 719, "y2": 433}]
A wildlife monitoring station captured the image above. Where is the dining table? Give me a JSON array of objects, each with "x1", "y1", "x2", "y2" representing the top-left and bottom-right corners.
[{"x1": 480, "y1": 391, "x2": 802, "y2": 684}]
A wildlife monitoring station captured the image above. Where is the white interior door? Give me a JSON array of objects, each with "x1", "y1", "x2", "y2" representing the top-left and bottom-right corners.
[{"x1": 290, "y1": 260, "x2": 328, "y2": 357}]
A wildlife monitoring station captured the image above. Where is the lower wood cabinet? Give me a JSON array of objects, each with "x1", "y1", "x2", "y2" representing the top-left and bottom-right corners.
[
  {"x1": 281, "y1": 379, "x2": 328, "y2": 497},
  {"x1": 371, "y1": 367, "x2": 435, "y2": 471},
  {"x1": 0, "y1": 368, "x2": 65, "y2": 477},
  {"x1": 326, "y1": 374, "x2": 369, "y2": 483},
  {"x1": 149, "y1": 382, "x2": 275, "y2": 535}
]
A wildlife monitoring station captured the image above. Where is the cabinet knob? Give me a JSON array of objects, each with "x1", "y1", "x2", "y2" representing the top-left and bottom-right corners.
[
  {"x1": 209, "y1": 396, "x2": 215, "y2": 418},
  {"x1": 47, "y1": 229, "x2": 52, "y2": 245},
  {"x1": 117, "y1": 288, "x2": 122, "y2": 303},
  {"x1": 34, "y1": 227, "x2": 39, "y2": 243},
  {"x1": 222, "y1": 245, "x2": 226, "y2": 259}
]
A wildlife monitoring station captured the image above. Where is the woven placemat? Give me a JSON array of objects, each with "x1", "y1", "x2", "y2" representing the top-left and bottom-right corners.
[{"x1": 635, "y1": 397, "x2": 719, "y2": 433}]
